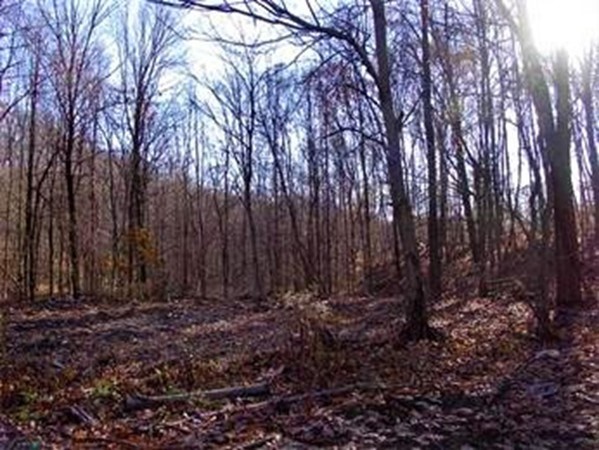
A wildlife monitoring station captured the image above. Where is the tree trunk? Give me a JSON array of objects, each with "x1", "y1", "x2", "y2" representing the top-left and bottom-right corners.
[
  {"x1": 23, "y1": 55, "x2": 40, "y2": 301},
  {"x1": 439, "y1": 3, "x2": 479, "y2": 264},
  {"x1": 581, "y1": 52, "x2": 599, "y2": 243},
  {"x1": 371, "y1": 0, "x2": 434, "y2": 341},
  {"x1": 420, "y1": 0, "x2": 441, "y2": 300},
  {"x1": 64, "y1": 131, "x2": 80, "y2": 299},
  {"x1": 358, "y1": 106, "x2": 373, "y2": 292},
  {"x1": 551, "y1": 52, "x2": 582, "y2": 310}
]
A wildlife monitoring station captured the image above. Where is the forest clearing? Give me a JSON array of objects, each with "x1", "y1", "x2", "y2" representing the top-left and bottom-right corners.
[
  {"x1": 0, "y1": 260, "x2": 598, "y2": 448},
  {"x1": 0, "y1": 0, "x2": 599, "y2": 447}
]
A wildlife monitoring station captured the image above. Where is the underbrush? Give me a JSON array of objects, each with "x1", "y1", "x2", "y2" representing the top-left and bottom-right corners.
[{"x1": 276, "y1": 291, "x2": 359, "y2": 387}]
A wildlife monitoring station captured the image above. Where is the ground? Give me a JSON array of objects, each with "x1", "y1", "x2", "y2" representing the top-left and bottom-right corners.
[{"x1": 0, "y1": 282, "x2": 597, "y2": 448}]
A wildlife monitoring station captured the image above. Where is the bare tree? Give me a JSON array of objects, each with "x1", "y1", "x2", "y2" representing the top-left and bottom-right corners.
[
  {"x1": 38, "y1": 0, "x2": 109, "y2": 298},
  {"x1": 151, "y1": 0, "x2": 438, "y2": 340},
  {"x1": 258, "y1": 66, "x2": 315, "y2": 290},
  {"x1": 420, "y1": 0, "x2": 441, "y2": 300},
  {"x1": 581, "y1": 49, "x2": 599, "y2": 243},
  {"x1": 495, "y1": 0, "x2": 582, "y2": 313},
  {"x1": 205, "y1": 48, "x2": 265, "y2": 299},
  {"x1": 115, "y1": 3, "x2": 180, "y2": 295}
]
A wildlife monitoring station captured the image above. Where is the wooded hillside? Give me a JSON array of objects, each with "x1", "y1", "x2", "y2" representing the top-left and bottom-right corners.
[{"x1": 0, "y1": 0, "x2": 597, "y2": 447}]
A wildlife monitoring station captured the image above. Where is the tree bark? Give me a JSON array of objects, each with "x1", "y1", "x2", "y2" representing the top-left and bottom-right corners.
[
  {"x1": 23, "y1": 53, "x2": 40, "y2": 301},
  {"x1": 420, "y1": 0, "x2": 441, "y2": 300},
  {"x1": 371, "y1": 0, "x2": 433, "y2": 340},
  {"x1": 496, "y1": 0, "x2": 583, "y2": 312},
  {"x1": 581, "y1": 51, "x2": 599, "y2": 243},
  {"x1": 551, "y1": 52, "x2": 582, "y2": 309},
  {"x1": 65, "y1": 128, "x2": 81, "y2": 299}
]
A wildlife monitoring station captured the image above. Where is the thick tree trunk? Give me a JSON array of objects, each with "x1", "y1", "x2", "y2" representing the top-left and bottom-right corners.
[
  {"x1": 581, "y1": 53, "x2": 599, "y2": 243},
  {"x1": 371, "y1": 0, "x2": 435, "y2": 341},
  {"x1": 501, "y1": 1, "x2": 583, "y2": 314},
  {"x1": 128, "y1": 148, "x2": 148, "y2": 291},
  {"x1": 421, "y1": 0, "x2": 441, "y2": 300},
  {"x1": 551, "y1": 52, "x2": 582, "y2": 310}
]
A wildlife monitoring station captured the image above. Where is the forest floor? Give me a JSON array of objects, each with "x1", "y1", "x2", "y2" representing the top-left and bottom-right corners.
[{"x1": 0, "y1": 271, "x2": 598, "y2": 448}]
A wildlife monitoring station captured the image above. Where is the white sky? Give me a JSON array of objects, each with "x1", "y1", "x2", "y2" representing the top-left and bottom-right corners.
[
  {"x1": 181, "y1": 10, "x2": 307, "y2": 82},
  {"x1": 527, "y1": 0, "x2": 599, "y2": 58}
]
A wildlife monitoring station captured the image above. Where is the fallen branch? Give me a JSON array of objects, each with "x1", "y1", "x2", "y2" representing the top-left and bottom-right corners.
[
  {"x1": 75, "y1": 437, "x2": 143, "y2": 449},
  {"x1": 166, "y1": 382, "x2": 455, "y2": 448},
  {"x1": 225, "y1": 382, "x2": 398, "y2": 416},
  {"x1": 124, "y1": 382, "x2": 271, "y2": 411}
]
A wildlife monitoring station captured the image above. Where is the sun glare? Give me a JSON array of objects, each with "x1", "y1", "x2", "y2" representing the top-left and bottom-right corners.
[{"x1": 527, "y1": 0, "x2": 599, "y2": 57}]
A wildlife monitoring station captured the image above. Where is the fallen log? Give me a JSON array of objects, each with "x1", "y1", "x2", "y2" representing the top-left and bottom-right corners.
[{"x1": 124, "y1": 382, "x2": 271, "y2": 411}]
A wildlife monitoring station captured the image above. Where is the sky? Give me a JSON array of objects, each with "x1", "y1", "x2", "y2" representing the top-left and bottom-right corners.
[
  {"x1": 117, "y1": 0, "x2": 598, "y2": 202},
  {"x1": 172, "y1": 0, "x2": 599, "y2": 81},
  {"x1": 527, "y1": 0, "x2": 599, "y2": 58}
]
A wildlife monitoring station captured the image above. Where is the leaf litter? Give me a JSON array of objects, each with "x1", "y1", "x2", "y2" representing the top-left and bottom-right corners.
[{"x1": 0, "y1": 284, "x2": 597, "y2": 449}]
